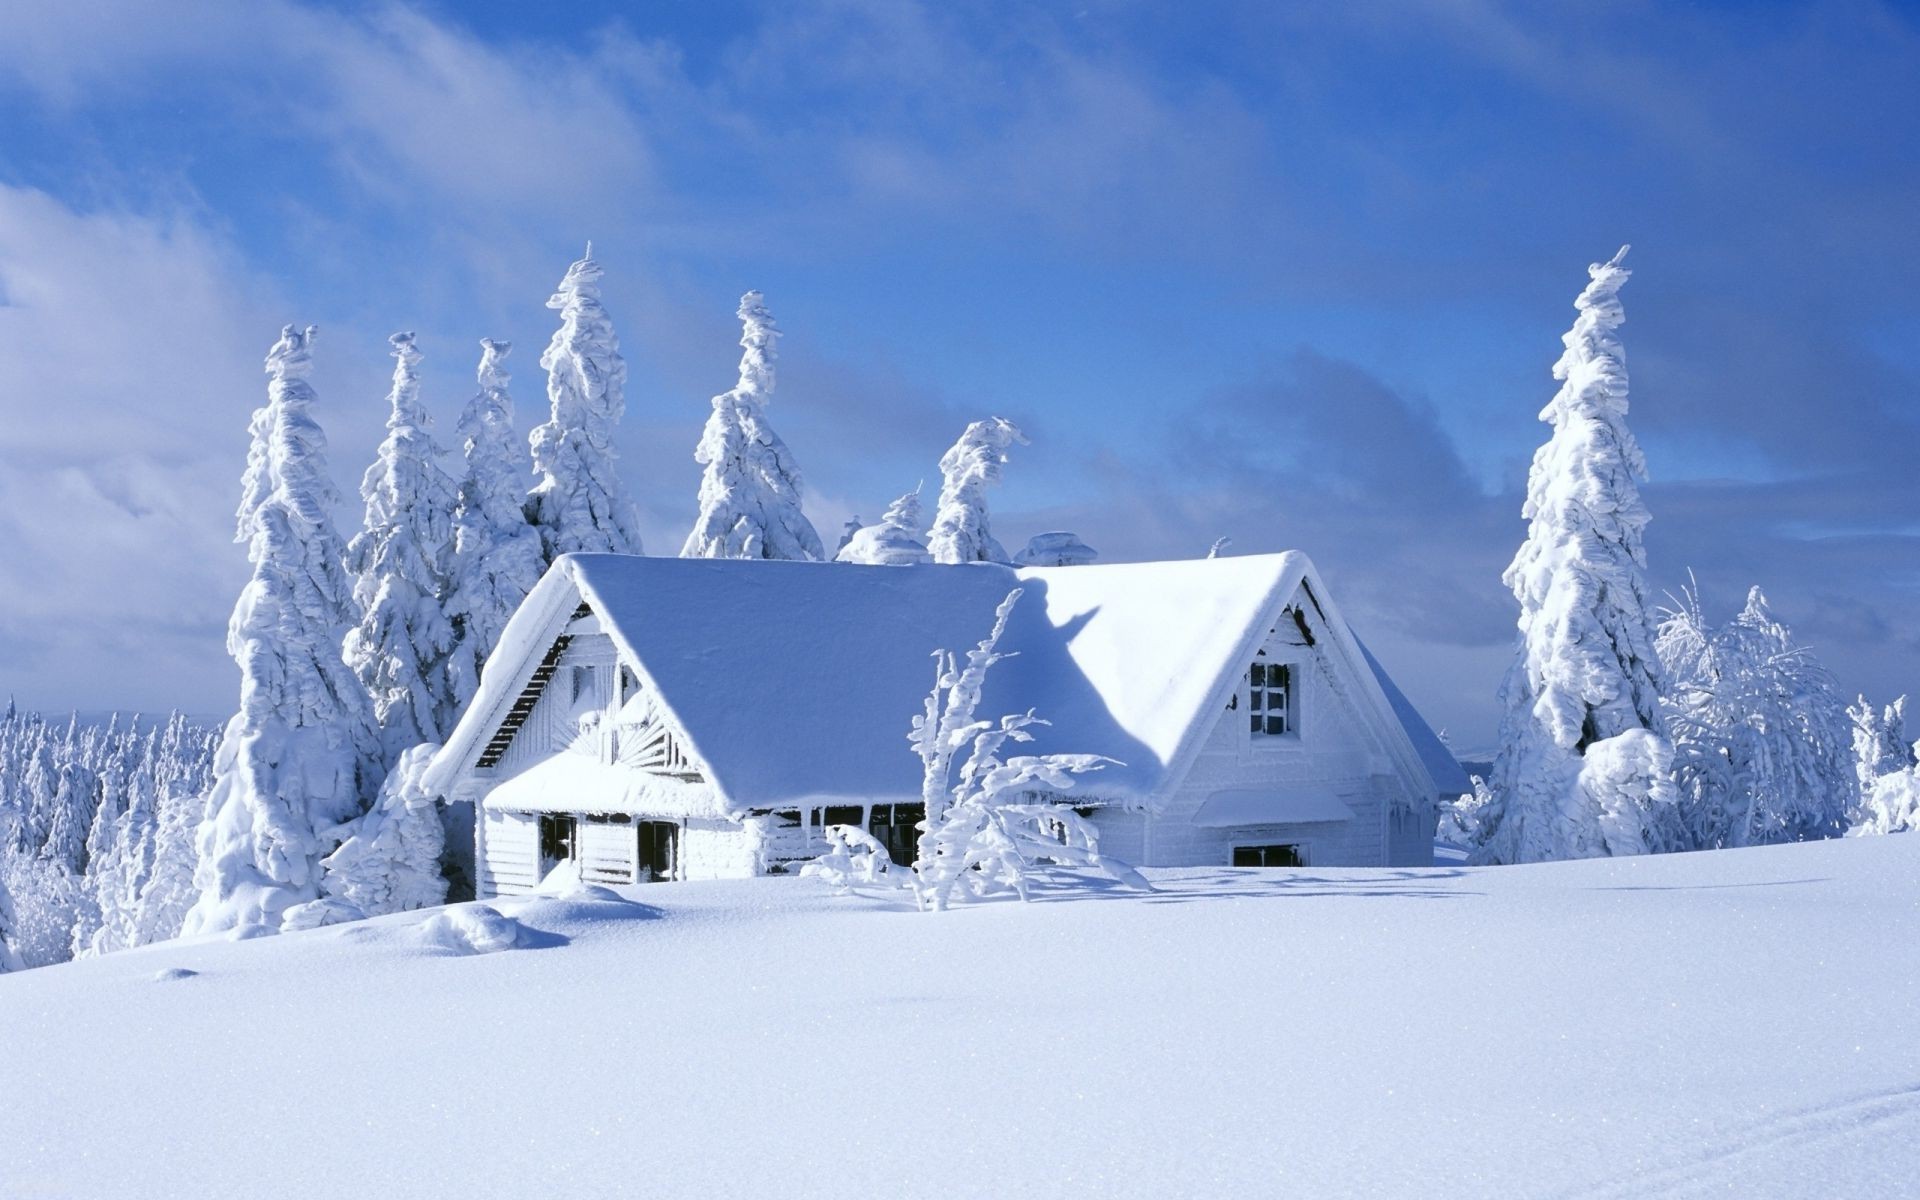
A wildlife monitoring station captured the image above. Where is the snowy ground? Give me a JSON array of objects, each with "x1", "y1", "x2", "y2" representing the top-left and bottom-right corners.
[{"x1": 4, "y1": 837, "x2": 1918, "y2": 1199}]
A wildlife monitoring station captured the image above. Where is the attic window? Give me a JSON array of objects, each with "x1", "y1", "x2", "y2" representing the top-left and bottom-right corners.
[
  {"x1": 619, "y1": 666, "x2": 640, "y2": 703},
  {"x1": 1249, "y1": 660, "x2": 1294, "y2": 737}
]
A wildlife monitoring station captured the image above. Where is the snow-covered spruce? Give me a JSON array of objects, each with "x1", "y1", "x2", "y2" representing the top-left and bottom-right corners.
[
  {"x1": 445, "y1": 338, "x2": 545, "y2": 712},
  {"x1": 682, "y1": 291, "x2": 825, "y2": 560},
  {"x1": 906, "y1": 588, "x2": 1142, "y2": 910},
  {"x1": 345, "y1": 332, "x2": 459, "y2": 766},
  {"x1": 185, "y1": 326, "x2": 381, "y2": 937},
  {"x1": 835, "y1": 484, "x2": 931, "y2": 565},
  {"x1": 1476, "y1": 247, "x2": 1675, "y2": 865},
  {"x1": 1013, "y1": 530, "x2": 1098, "y2": 567},
  {"x1": 312, "y1": 743, "x2": 448, "y2": 921},
  {"x1": 927, "y1": 417, "x2": 1025, "y2": 565},
  {"x1": 528, "y1": 246, "x2": 645, "y2": 560},
  {"x1": 1657, "y1": 586, "x2": 1855, "y2": 849}
]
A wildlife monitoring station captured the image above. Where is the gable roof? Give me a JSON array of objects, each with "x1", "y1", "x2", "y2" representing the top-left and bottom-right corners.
[{"x1": 429, "y1": 552, "x2": 1457, "y2": 814}]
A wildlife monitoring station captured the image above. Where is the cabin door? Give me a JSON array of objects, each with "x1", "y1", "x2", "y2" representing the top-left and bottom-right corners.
[
  {"x1": 637, "y1": 820, "x2": 678, "y2": 882},
  {"x1": 538, "y1": 813, "x2": 578, "y2": 877}
]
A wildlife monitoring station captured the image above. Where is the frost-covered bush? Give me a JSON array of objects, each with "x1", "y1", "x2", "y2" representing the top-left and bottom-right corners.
[
  {"x1": 1850, "y1": 763, "x2": 1920, "y2": 836},
  {"x1": 528, "y1": 247, "x2": 645, "y2": 560},
  {"x1": 836, "y1": 485, "x2": 931, "y2": 566},
  {"x1": 927, "y1": 418, "x2": 1025, "y2": 565},
  {"x1": 681, "y1": 291, "x2": 825, "y2": 561},
  {"x1": 319, "y1": 743, "x2": 448, "y2": 919},
  {"x1": 1438, "y1": 776, "x2": 1492, "y2": 847},
  {"x1": 797, "y1": 824, "x2": 896, "y2": 893},
  {"x1": 905, "y1": 588, "x2": 1143, "y2": 910},
  {"x1": 1657, "y1": 586, "x2": 1855, "y2": 848},
  {"x1": 1849, "y1": 696, "x2": 1915, "y2": 795},
  {"x1": 1476, "y1": 248, "x2": 1674, "y2": 865}
]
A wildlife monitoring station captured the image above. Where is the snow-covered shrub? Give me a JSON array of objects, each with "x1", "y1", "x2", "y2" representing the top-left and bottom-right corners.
[
  {"x1": 318, "y1": 743, "x2": 449, "y2": 920},
  {"x1": 186, "y1": 325, "x2": 380, "y2": 937},
  {"x1": 927, "y1": 418, "x2": 1025, "y2": 565},
  {"x1": 1, "y1": 851, "x2": 82, "y2": 969},
  {"x1": 446, "y1": 338, "x2": 544, "y2": 710},
  {"x1": 1013, "y1": 531, "x2": 1098, "y2": 567},
  {"x1": 797, "y1": 824, "x2": 896, "y2": 894},
  {"x1": 836, "y1": 485, "x2": 931, "y2": 566},
  {"x1": 1476, "y1": 247, "x2": 1674, "y2": 865},
  {"x1": 345, "y1": 332, "x2": 458, "y2": 765},
  {"x1": 681, "y1": 290, "x2": 825, "y2": 561},
  {"x1": 1438, "y1": 776, "x2": 1492, "y2": 847},
  {"x1": 1850, "y1": 762, "x2": 1920, "y2": 836},
  {"x1": 1657, "y1": 586, "x2": 1855, "y2": 848},
  {"x1": 528, "y1": 246, "x2": 645, "y2": 559},
  {"x1": 905, "y1": 588, "x2": 1142, "y2": 910},
  {"x1": 1849, "y1": 695, "x2": 1915, "y2": 797}
]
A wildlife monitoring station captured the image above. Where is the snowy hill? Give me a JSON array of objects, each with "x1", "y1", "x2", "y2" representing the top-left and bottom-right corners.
[{"x1": 4, "y1": 838, "x2": 1919, "y2": 1199}]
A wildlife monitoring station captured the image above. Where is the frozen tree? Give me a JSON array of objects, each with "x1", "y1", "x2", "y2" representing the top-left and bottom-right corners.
[
  {"x1": 528, "y1": 246, "x2": 645, "y2": 560},
  {"x1": 1850, "y1": 759, "x2": 1920, "y2": 836},
  {"x1": 313, "y1": 743, "x2": 447, "y2": 920},
  {"x1": 906, "y1": 589, "x2": 1142, "y2": 910},
  {"x1": 928, "y1": 418, "x2": 1026, "y2": 565},
  {"x1": 0, "y1": 865, "x2": 20, "y2": 974},
  {"x1": 1476, "y1": 247, "x2": 1674, "y2": 865},
  {"x1": 1014, "y1": 531, "x2": 1098, "y2": 567},
  {"x1": 836, "y1": 485, "x2": 932, "y2": 566},
  {"x1": 345, "y1": 332, "x2": 459, "y2": 764},
  {"x1": 1657, "y1": 586, "x2": 1856, "y2": 849},
  {"x1": 1849, "y1": 695, "x2": 1915, "y2": 795},
  {"x1": 185, "y1": 325, "x2": 380, "y2": 937},
  {"x1": 447, "y1": 339, "x2": 546, "y2": 710},
  {"x1": 40, "y1": 758, "x2": 98, "y2": 874},
  {"x1": 681, "y1": 291, "x2": 825, "y2": 561},
  {"x1": 796, "y1": 823, "x2": 896, "y2": 894}
]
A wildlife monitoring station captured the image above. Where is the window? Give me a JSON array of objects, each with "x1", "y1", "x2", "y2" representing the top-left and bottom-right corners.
[
  {"x1": 637, "y1": 820, "x2": 677, "y2": 882},
  {"x1": 1233, "y1": 843, "x2": 1304, "y2": 868},
  {"x1": 619, "y1": 666, "x2": 640, "y2": 703},
  {"x1": 1249, "y1": 661, "x2": 1294, "y2": 737},
  {"x1": 868, "y1": 803, "x2": 926, "y2": 867},
  {"x1": 538, "y1": 813, "x2": 576, "y2": 866},
  {"x1": 819, "y1": 805, "x2": 864, "y2": 829},
  {"x1": 571, "y1": 664, "x2": 595, "y2": 704}
]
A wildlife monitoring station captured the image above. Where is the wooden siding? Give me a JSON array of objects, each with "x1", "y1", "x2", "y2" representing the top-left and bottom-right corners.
[
  {"x1": 579, "y1": 817, "x2": 638, "y2": 885},
  {"x1": 479, "y1": 809, "x2": 541, "y2": 897}
]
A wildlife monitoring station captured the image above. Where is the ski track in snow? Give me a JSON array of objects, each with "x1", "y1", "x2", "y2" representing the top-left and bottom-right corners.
[{"x1": 1559, "y1": 1082, "x2": 1920, "y2": 1199}]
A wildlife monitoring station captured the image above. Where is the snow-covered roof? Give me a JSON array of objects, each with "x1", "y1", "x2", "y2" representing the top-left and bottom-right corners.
[
  {"x1": 1355, "y1": 638, "x2": 1474, "y2": 798},
  {"x1": 432, "y1": 552, "x2": 1455, "y2": 813}
]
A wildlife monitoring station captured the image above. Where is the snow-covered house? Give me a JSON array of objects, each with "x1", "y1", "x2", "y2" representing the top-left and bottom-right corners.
[{"x1": 425, "y1": 553, "x2": 1468, "y2": 895}]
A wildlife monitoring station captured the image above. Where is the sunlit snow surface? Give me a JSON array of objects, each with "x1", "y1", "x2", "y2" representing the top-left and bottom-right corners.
[{"x1": 4, "y1": 837, "x2": 1918, "y2": 1198}]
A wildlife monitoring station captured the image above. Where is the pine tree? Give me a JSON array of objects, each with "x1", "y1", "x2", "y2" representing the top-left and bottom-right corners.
[
  {"x1": 344, "y1": 332, "x2": 459, "y2": 765},
  {"x1": 928, "y1": 418, "x2": 1026, "y2": 565},
  {"x1": 445, "y1": 338, "x2": 545, "y2": 710},
  {"x1": 1476, "y1": 247, "x2": 1675, "y2": 864},
  {"x1": 1849, "y1": 695, "x2": 1915, "y2": 794},
  {"x1": 681, "y1": 291, "x2": 825, "y2": 560},
  {"x1": 317, "y1": 743, "x2": 447, "y2": 919},
  {"x1": 836, "y1": 485, "x2": 932, "y2": 566},
  {"x1": 184, "y1": 325, "x2": 380, "y2": 936},
  {"x1": 527, "y1": 246, "x2": 644, "y2": 560}
]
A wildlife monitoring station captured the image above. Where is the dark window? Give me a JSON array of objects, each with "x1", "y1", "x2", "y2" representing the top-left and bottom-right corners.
[
  {"x1": 820, "y1": 805, "x2": 864, "y2": 829},
  {"x1": 868, "y1": 803, "x2": 926, "y2": 867},
  {"x1": 1232, "y1": 843, "x2": 1304, "y2": 868},
  {"x1": 1249, "y1": 661, "x2": 1293, "y2": 737},
  {"x1": 638, "y1": 821, "x2": 677, "y2": 882},
  {"x1": 619, "y1": 666, "x2": 640, "y2": 703},
  {"x1": 538, "y1": 813, "x2": 576, "y2": 866}
]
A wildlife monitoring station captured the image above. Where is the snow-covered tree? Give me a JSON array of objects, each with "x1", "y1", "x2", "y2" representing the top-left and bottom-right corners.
[
  {"x1": 835, "y1": 517, "x2": 862, "y2": 558},
  {"x1": 344, "y1": 332, "x2": 458, "y2": 765},
  {"x1": 185, "y1": 325, "x2": 380, "y2": 937},
  {"x1": 836, "y1": 485, "x2": 931, "y2": 566},
  {"x1": 928, "y1": 418, "x2": 1026, "y2": 565},
  {"x1": 1476, "y1": 247, "x2": 1675, "y2": 865},
  {"x1": 1657, "y1": 586, "x2": 1855, "y2": 849},
  {"x1": 446, "y1": 338, "x2": 545, "y2": 710},
  {"x1": 315, "y1": 743, "x2": 447, "y2": 920},
  {"x1": 1014, "y1": 531, "x2": 1098, "y2": 567},
  {"x1": 527, "y1": 246, "x2": 645, "y2": 560},
  {"x1": 1849, "y1": 695, "x2": 1915, "y2": 796},
  {"x1": 0, "y1": 863, "x2": 21, "y2": 973},
  {"x1": 681, "y1": 291, "x2": 825, "y2": 561},
  {"x1": 1850, "y1": 759, "x2": 1920, "y2": 836},
  {"x1": 1207, "y1": 536, "x2": 1232, "y2": 559},
  {"x1": 906, "y1": 588, "x2": 1142, "y2": 910}
]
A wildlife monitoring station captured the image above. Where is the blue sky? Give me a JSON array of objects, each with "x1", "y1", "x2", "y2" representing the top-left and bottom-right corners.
[{"x1": 1, "y1": 0, "x2": 1916, "y2": 748}]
